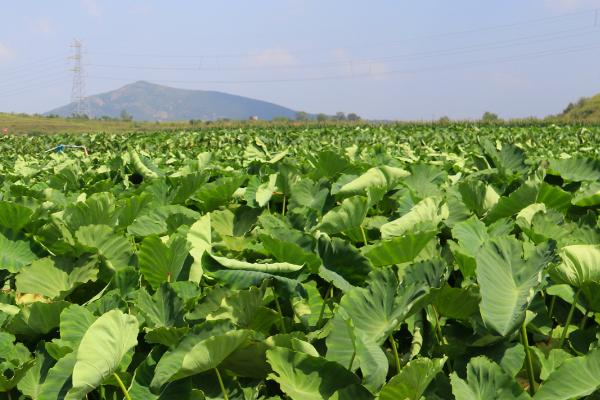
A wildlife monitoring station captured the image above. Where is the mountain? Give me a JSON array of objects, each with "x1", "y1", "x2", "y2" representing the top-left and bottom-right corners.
[
  {"x1": 46, "y1": 81, "x2": 299, "y2": 121},
  {"x1": 559, "y1": 93, "x2": 600, "y2": 121}
]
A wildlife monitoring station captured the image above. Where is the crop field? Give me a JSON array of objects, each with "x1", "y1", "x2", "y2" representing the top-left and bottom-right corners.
[{"x1": 1, "y1": 124, "x2": 600, "y2": 399}]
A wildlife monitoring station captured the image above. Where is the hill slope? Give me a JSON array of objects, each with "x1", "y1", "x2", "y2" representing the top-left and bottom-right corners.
[
  {"x1": 46, "y1": 81, "x2": 298, "y2": 121},
  {"x1": 560, "y1": 93, "x2": 600, "y2": 121}
]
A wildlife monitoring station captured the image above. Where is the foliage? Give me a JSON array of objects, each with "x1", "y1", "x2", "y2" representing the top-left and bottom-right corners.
[{"x1": 0, "y1": 124, "x2": 599, "y2": 399}]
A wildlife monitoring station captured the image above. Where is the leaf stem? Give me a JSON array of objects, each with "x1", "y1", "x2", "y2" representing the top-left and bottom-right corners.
[
  {"x1": 360, "y1": 225, "x2": 368, "y2": 246},
  {"x1": 113, "y1": 372, "x2": 132, "y2": 400},
  {"x1": 274, "y1": 293, "x2": 287, "y2": 334},
  {"x1": 282, "y1": 195, "x2": 287, "y2": 216},
  {"x1": 559, "y1": 287, "x2": 581, "y2": 348},
  {"x1": 431, "y1": 305, "x2": 446, "y2": 345},
  {"x1": 520, "y1": 321, "x2": 536, "y2": 396},
  {"x1": 580, "y1": 310, "x2": 589, "y2": 330},
  {"x1": 214, "y1": 368, "x2": 229, "y2": 400},
  {"x1": 316, "y1": 283, "x2": 333, "y2": 328},
  {"x1": 389, "y1": 334, "x2": 401, "y2": 375}
]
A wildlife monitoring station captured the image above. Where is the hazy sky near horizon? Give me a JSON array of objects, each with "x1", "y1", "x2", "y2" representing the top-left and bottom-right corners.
[{"x1": 1, "y1": 0, "x2": 600, "y2": 120}]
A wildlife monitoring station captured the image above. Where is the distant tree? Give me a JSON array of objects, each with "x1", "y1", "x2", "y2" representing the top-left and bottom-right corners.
[
  {"x1": 335, "y1": 112, "x2": 346, "y2": 121},
  {"x1": 562, "y1": 103, "x2": 575, "y2": 115},
  {"x1": 347, "y1": 113, "x2": 361, "y2": 121},
  {"x1": 481, "y1": 111, "x2": 499, "y2": 122},
  {"x1": 120, "y1": 110, "x2": 133, "y2": 122},
  {"x1": 295, "y1": 111, "x2": 309, "y2": 121},
  {"x1": 438, "y1": 116, "x2": 450, "y2": 124},
  {"x1": 316, "y1": 113, "x2": 329, "y2": 122}
]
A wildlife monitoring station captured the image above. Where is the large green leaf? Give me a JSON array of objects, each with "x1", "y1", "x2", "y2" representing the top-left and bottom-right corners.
[
  {"x1": 0, "y1": 201, "x2": 33, "y2": 232},
  {"x1": 0, "y1": 232, "x2": 37, "y2": 273},
  {"x1": 535, "y1": 349, "x2": 600, "y2": 399},
  {"x1": 318, "y1": 196, "x2": 369, "y2": 235},
  {"x1": 380, "y1": 197, "x2": 448, "y2": 239},
  {"x1": 330, "y1": 268, "x2": 426, "y2": 346},
  {"x1": 76, "y1": 224, "x2": 133, "y2": 271},
  {"x1": 266, "y1": 347, "x2": 365, "y2": 400},
  {"x1": 335, "y1": 166, "x2": 409, "y2": 199},
  {"x1": 550, "y1": 244, "x2": 600, "y2": 288},
  {"x1": 138, "y1": 235, "x2": 191, "y2": 289},
  {"x1": 379, "y1": 357, "x2": 446, "y2": 400},
  {"x1": 361, "y1": 231, "x2": 436, "y2": 267},
  {"x1": 548, "y1": 156, "x2": 600, "y2": 182},
  {"x1": 151, "y1": 329, "x2": 250, "y2": 390},
  {"x1": 66, "y1": 309, "x2": 139, "y2": 399},
  {"x1": 476, "y1": 236, "x2": 554, "y2": 336},
  {"x1": 450, "y1": 356, "x2": 530, "y2": 399}
]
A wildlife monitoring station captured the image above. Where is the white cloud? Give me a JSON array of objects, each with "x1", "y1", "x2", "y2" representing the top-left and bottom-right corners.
[
  {"x1": 245, "y1": 49, "x2": 296, "y2": 67},
  {"x1": 0, "y1": 42, "x2": 15, "y2": 64},
  {"x1": 28, "y1": 16, "x2": 57, "y2": 36},
  {"x1": 81, "y1": 0, "x2": 102, "y2": 17}
]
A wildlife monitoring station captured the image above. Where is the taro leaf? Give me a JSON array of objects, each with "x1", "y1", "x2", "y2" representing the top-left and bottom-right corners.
[
  {"x1": 361, "y1": 231, "x2": 436, "y2": 267},
  {"x1": 187, "y1": 213, "x2": 211, "y2": 282},
  {"x1": 0, "y1": 332, "x2": 32, "y2": 391},
  {"x1": 550, "y1": 244, "x2": 600, "y2": 288},
  {"x1": 63, "y1": 192, "x2": 116, "y2": 232},
  {"x1": 572, "y1": 181, "x2": 600, "y2": 206},
  {"x1": 76, "y1": 224, "x2": 133, "y2": 271},
  {"x1": 432, "y1": 286, "x2": 481, "y2": 321},
  {"x1": 335, "y1": 166, "x2": 409, "y2": 199},
  {"x1": 314, "y1": 150, "x2": 350, "y2": 178},
  {"x1": 17, "y1": 345, "x2": 54, "y2": 399},
  {"x1": 138, "y1": 235, "x2": 191, "y2": 289},
  {"x1": 531, "y1": 348, "x2": 573, "y2": 381},
  {"x1": 476, "y1": 237, "x2": 555, "y2": 336},
  {"x1": 318, "y1": 196, "x2": 369, "y2": 235},
  {"x1": 484, "y1": 180, "x2": 539, "y2": 223},
  {"x1": 150, "y1": 329, "x2": 250, "y2": 391},
  {"x1": 0, "y1": 232, "x2": 37, "y2": 273},
  {"x1": 379, "y1": 357, "x2": 446, "y2": 400},
  {"x1": 380, "y1": 197, "x2": 448, "y2": 239},
  {"x1": 317, "y1": 234, "x2": 372, "y2": 287},
  {"x1": 266, "y1": 347, "x2": 364, "y2": 400},
  {"x1": 50, "y1": 304, "x2": 97, "y2": 351},
  {"x1": 206, "y1": 286, "x2": 278, "y2": 332},
  {"x1": 255, "y1": 173, "x2": 278, "y2": 207},
  {"x1": 458, "y1": 179, "x2": 499, "y2": 217},
  {"x1": 136, "y1": 284, "x2": 186, "y2": 328},
  {"x1": 325, "y1": 309, "x2": 388, "y2": 392},
  {"x1": 5, "y1": 301, "x2": 70, "y2": 337},
  {"x1": 202, "y1": 252, "x2": 305, "y2": 297},
  {"x1": 450, "y1": 356, "x2": 531, "y2": 399},
  {"x1": 548, "y1": 156, "x2": 600, "y2": 182},
  {"x1": 0, "y1": 200, "x2": 33, "y2": 232},
  {"x1": 66, "y1": 310, "x2": 139, "y2": 399},
  {"x1": 260, "y1": 234, "x2": 321, "y2": 273},
  {"x1": 334, "y1": 267, "x2": 427, "y2": 346},
  {"x1": 192, "y1": 174, "x2": 246, "y2": 212},
  {"x1": 37, "y1": 351, "x2": 77, "y2": 400},
  {"x1": 288, "y1": 179, "x2": 329, "y2": 213},
  {"x1": 16, "y1": 258, "x2": 68, "y2": 299},
  {"x1": 535, "y1": 349, "x2": 600, "y2": 399}
]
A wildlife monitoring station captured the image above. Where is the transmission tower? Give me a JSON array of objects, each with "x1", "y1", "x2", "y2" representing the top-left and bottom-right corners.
[{"x1": 69, "y1": 39, "x2": 90, "y2": 118}]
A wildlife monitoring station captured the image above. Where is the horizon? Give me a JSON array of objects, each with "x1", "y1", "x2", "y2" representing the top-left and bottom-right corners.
[{"x1": 1, "y1": 1, "x2": 600, "y2": 120}]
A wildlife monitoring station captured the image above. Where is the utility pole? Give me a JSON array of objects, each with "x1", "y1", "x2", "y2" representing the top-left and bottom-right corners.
[{"x1": 69, "y1": 39, "x2": 90, "y2": 118}]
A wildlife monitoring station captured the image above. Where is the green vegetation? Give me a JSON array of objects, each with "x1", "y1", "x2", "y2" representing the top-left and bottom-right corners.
[
  {"x1": 560, "y1": 93, "x2": 600, "y2": 121},
  {"x1": 1, "y1": 124, "x2": 600, "y2": 399}
]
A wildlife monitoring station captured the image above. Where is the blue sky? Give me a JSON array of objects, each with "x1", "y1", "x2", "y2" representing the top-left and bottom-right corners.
[{"x1": 1, "y1": 0, "x2": 599, "y2": 120}]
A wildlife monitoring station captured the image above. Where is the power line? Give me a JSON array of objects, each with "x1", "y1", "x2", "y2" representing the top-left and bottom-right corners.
[
  {"x1": 86, "y1": 42, "x2": 600, "y2": 85},
  {"x1": 84, "y1": 8, "x2": 597, "y2": 60},
  {"x1": 0, "y1": 76, "x2": 71, "y2": 98},
  {"x1": 84, "y1": 26, "x2": 598, "y2": 73}
]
